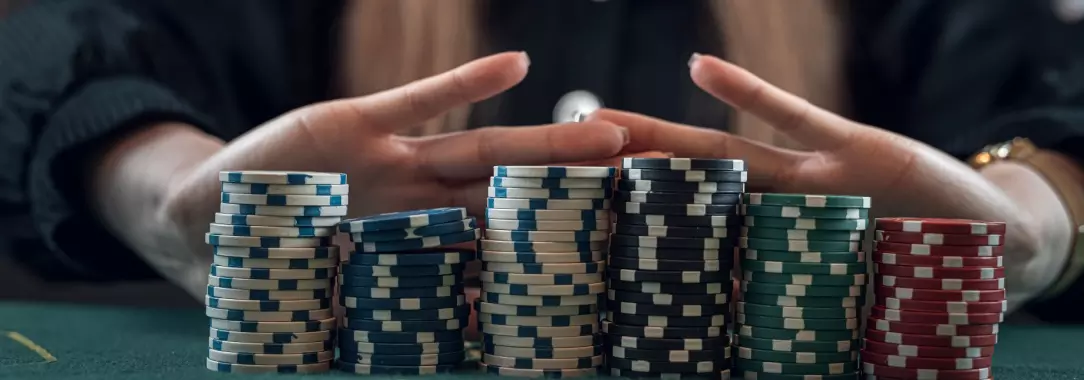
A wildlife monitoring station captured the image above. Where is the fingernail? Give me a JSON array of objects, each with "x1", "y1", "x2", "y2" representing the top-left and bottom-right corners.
[
  {"x1": 665, "y1": 152, "x2": 676, "y2": 158},
  {"x1": 617, "y1": 126, "x2": 630, "y2": 145},
  {"x1": 520, "y1": 51, "x2": 531, "y2": 69},
  {"x1": 688, "y1": 53, "x2": 701, "y2": 68}
]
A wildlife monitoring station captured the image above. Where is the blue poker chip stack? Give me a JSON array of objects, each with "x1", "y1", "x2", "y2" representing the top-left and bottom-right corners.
[
  {"x1": 204, "y1": 170, "x2": 349, "y2": 374},
  {"x1": 606, "y1": 158, "x2": 745, "y2": 380},
  {"x1": 336, "y1": 207, "x2": 479, "y2": 375},
  {"x1": 478, "y1": 166, "x2": 615, "y2": 378}
]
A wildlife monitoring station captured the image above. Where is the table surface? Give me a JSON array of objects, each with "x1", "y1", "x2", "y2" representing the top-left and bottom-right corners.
[{"x1": 0, "y1": 301, "x2": 1079, "y2": 380}]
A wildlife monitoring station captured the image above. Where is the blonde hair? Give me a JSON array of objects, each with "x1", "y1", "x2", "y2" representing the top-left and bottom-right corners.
[{"x1": 341, "y1": 0, "x2": 848, "y2": 148}]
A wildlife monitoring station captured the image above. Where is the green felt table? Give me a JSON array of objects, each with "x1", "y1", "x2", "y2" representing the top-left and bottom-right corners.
[{"x1": 0, "y1": 301, "x2": 1079, "y2": 380}]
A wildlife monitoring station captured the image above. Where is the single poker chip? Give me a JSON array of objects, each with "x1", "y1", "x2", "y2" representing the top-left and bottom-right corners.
[
  {"x1": 212, "y1": 246, "x2": 338, "y2": 260},
  {"x1": 205, "y1": 233, "x2": 332, "y2": 248},
  {"x1": 338, "y1": 273, "x2": 463, "y2": 288},
  {"x1": 339, "y1": 295, "x2": 466, "y2": 310},
  {"x1": 621, "y1": 168, "x2": 747, "y2": 183},
  {"x1": 875, "y1": 230, "x2": 1002, "y2": 246},
  {"x1": 608, "y1": 268, "x2": 730, "y2": 284},
  {"x1": 209, "y1": 328, "x2": 333, "y2": 344},
  {"x1": 349, "y1": 219, "x2": 476, "y2": 242},
  {"x1": 618, "y1": 179, "x2": 746, "y2": 194},
  {"x1": 479, "y1": 322, "x2": 599, "y2": 338},
  {"x1": 335, "y1": 361, "x2": 457, "y2": 375},
  {"x1": 609, "y1": 368, "x2": 732, "y2": 380},
  {"x1": 742, "y1": 271, "x2": 866, "y2": 287},
  {"x1": 606, "y1": 356, "x2": 730, "y2": 373},
  {"x1": 209, "y1": 317, "x2": 336, "y2": 333},
  {"x1": 482, "y1": 333, "x2": 601, "y2": 348},
  {"x1": 485, "y1": 218, "x2": 609, "y2": 231},
  {"x1": 209, "y1": 266, "x2": 335, "y2": 280},
  {"x1": 489, "y1": 176, "x2": 612, "y2": 189},
  {"x1": 481, "y1": 353, "x2": 603, "y2": 370},
  {"x1": 877, "y1": 296, "x2": 1007, "y2": 314},
  {"x1": 616, "y1": 224, "x2": 736, "y2": 239},
  {"x1": 340, "y1": 263, "x2": 464, "y2": 277},
  {"x1": 605, "y1": 311, "x2": 726, "y2": 327},
  {"x1": 737, "y1": 346, "x2": 856, "y2": 364},
  {"x1": 480, "y1": 282, "x2": 606, "y2": 296},
  {"x1": 205, "y1": 358, "x2": 331, "y2": 374},
  {"x1": 735, "y1": 325, "x2": 858, "y2": 342},
  {"x1": 861, "y1": 362, "x2": 991, "y2": 379},
  {"x1": 487, "y1": 198, "x2": 610, "y2": 210},
  {"x1": 481, "y1": 239, "x2": 606, "y2": 253},
  {"x1": 872, "y1": 252, "x2": 1002, "y2": 268},
  {"x1": 875, "y1": 217, "x2": 1006, "y2": 235},
  {"x1": 480, "y1": 362, "x2": 600, "y2": 378},
  {"x1": 338, "y1": 328, "x2": 463, "y2": 344},
  {"x1": 208, "y1": 338, "x2": 333, "y2": 354},
  {"x1": 207, "y1": 275, "x2": 331, "y2": 291},
  {"x1": 205, "y1": 306, "x2": 333, "y2": 322},
  {"x1": 219, "y1": 203, "x2": 348, "y2": 217},
  {"x1": 740, "y1": 281, "x2": 863, "y2": 297},
  {"x1": 484, "y1": 229, "x2": 609, "y2": 242},
  {"x1": 612, "y1": 234, "x2": 731, "y2": 249},
  {"x1": 742, "y1": 193, "x2": 871, "y2": 209},
  {"x1": 486, "y1": 208, "x2": 608, "y2": 221},
  {"x1": 219, "y1": 171, "x2": 346, "y2": 185},
  {"x1": 869, "y1": 306, "x2": 1004, "y2": 325},
  {"x1": 742, "y1": 249, "x2": 864, "y2": 264},
  {"x1": 867, "y1": 317, "x2": 1000, "y2": 336},
  {"x1": 616, "y1": 214, "x2": 739, "y2": 227},
  {"x1": 874, "y1": 285, "x2": 1006, "y2": 302},
  {"x1": 741, "y1": 294, "x2": 861, "y2": 309},
  {"x1": 607, "y1": 289, "x2": 728, "y2": 306},
  {"x1": 615, "y1": 191, "x2": 741, "y2": 205},
  {"x1": 741, "y1": 260, "x2": 866, "y2": 275},
  {"x1": 610, "y1": 246, "x2": 725, "y2": 261},
  {"x1": 734, "y1": 358, "x2": 855, "y2": 375},
  {"x1": 622, "y1": 157, "x2": 746, "y2": 171},
  {"x1": 342, "y1": 340, "x2": 466, "y2": 355},
  {"x1": 482, "y1": 344, "x2": 601, "y2": 359},
  {"x1": 347, "y1": 250, "x2": 476, "y2": 266},
  {"x1": 337, "y1": 350, "x2": 465, "y2": 366},
  {"x1": 338, "y1": 285, "x2": 464, "y2": 299},
  {"x1": 742, "y1": 227, "x2": 863, "y2": 242},
  {"x1": 488, "y1": 187, "x2": 610, "y2": 199},
  {"x1": 875, "y1": 264, "x2": 1004, "y2": 280},
  {"x1": 609, "y1": 345, "x2": 723, "y2": 362},
  {"x1": 483, "y1": 261, "x2": 605, "y2": 275},
  {"x1": 739, "y1": 237, "x2": 861, "y2": 252},
  {"x1": 609, "y1": 257, "x2": 727, "y2": 272},
  {"x1": 734, "y1": 335, "x2": 857, "y2": 353},
  {"x1": 736, "y1": 302, "x2": 858, "y2": 320},
  {"x1": 342, "y1": 317, "x2": 468, "y2": 332},
  {"x1": 875, "y1": 241, "x2": 1003, "y2": 257},
  {"x1": 340, "y1": 208, "x2": 467, "y2": 233},
  {"x1": 479, "y1": 291, "x2": 600, "y2": 307},
  {"x1": 221, "y1": 183, "x2": 349, "y2": 195},
  {"x1": 494, "y1": 166, "x2": 616, "y2": 178},
  {"x1": 221, "y1": 193, "x2": 346, "y2": 206},
  {"x1": 743, "y1": 216, "x2": 868, "y2": 231},
  {"x1": 609, "y1": 279, "x2": 730, "y2": 295},
  {"x1": 478, "y1": 312, "x2": 598, "y2": 327},
  {"x1": 355, "y1": 230, "x2": 480, "y2": 253},
  {"x1": 606, "y1": 334, "x2": 730, "y2": 351},
  {"x1": 206, "y1": 286, "x2": 330, "y2": 301},
  {"x1": 741, "y1": 205, "x2": 868, "y2": 220},
  {"x1": 618, "y1": 202, "x2": 739, "y2": 216},
  {"x1": 475, "y1": 301, "x2": 597, "y2": 317},
  {"x1": 736, "y1": 313, "x2": 857, "y2": 331},
  {"x1": 205, "y1": 296, "x2": 331, "y2": 312},
  {"x1": 481, "y1": 271, "x2": 603, "y2": 285},
  {"x1": 864, "y1": 329, "x2": 998, "y2": 348},
  {"x1": 877, "y1": 275, "x2": 1005, "y2": 291},
  {"x1": 602, "y1": 321, "x2": 723, "y2": 339},
  {"x1": 214, "y1": 213, "x2": 343, "y2": 228},
  {"x1": 862, "y1": 338, "x2": 996, "y2": 358},
  {"x1": 343, "y1": 304, "x2": 469, "y2": 321},
  {"x1": 740, "y1": 371, "x2": 855, "y2": 380},
  {"x1": 608, "y1": 301, "x2": 729, "y2": 317}
]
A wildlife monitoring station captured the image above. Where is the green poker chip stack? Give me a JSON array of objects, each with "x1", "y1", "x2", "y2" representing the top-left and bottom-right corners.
[{"x1": 736, "y1": 193, "x2": 870, "y2": 379}]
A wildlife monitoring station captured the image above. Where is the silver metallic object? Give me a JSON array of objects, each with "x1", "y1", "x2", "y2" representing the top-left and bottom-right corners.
[{"x1": 553, "y1": 90, "x2": 602, "y2": 123}]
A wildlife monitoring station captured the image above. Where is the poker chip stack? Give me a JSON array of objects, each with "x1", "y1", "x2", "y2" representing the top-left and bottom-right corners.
[
  {"x1": 606, "y1": 157, "x2": 746, "y2": 379},
  {"x1": 478, "y1": 165, "x2": 615, "y2": 378},
  {"x1": 863, "y1": 217, "x2": 1005, "y2": 380},
  {"x1": 335, "y1": 207, "x2": 479, "y2": 375},
  {"x1": 204, "y1": 170, "x2": 349, "y2": 374},
  {"x1": 736, "y1": 193, "x2": 872, "y2": 380}
]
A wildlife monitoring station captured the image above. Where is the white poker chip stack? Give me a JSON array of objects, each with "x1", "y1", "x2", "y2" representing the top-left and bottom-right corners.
[
  {"x1": 477, "y1": 166, "x2": 615, "y2": 378},
  {"x1": 204, "y1": 170, "x2": 348, "y2": 374}
]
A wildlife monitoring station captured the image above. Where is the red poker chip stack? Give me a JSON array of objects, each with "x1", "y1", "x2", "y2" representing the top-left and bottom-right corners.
[{"x1": 864, "y1": 217, "x2": 1006, "y2": 380}]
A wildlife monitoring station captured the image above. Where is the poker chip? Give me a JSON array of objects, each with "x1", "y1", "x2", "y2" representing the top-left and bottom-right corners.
[
  {"x1": 863, "y1": 329, "x2": 997, "y2": 348},
  {"x1": 342, "y1": 340, "x2": 466, "y2": 355},
  {"x1": 481, "y1": 362, "x2": 600, "y2": 378},
  {"x1": 340, "y1": 208, "x2": 467, "y2": 232},
  {"x1": 867, "y1": 318, "x2": 1000, "y2": 336},
  {"x1": 343, "y1": 305, "x2": 469, "y2": 321},
  {"x1": 875, "y1": 241, "x2": 1003, "y2": 257},
  {"x1": 349, "y1": 218, "x2": 476, "y2": 242},
  {"x1": 220, "y1": 171, "x2": 346, "y2": 185},
  {"x1": 606, "y1": 334, "x2": 730, "y2": 351},
  {"x1": 874, "y1": 285, "x2": 1007, "y2": 302},
  {"x1": 874, "y1": 230, "x2": 1002, "y2": 246},
  {"x1": 609, "y1": 257, "x2": 726, "y2": 272},
  {"x1": 480, "y1": 282, "x2": 606, "y2": 296},
  {"x1": 741, "y1": 260, "x2": 866, "y2": 275},
  {"x1": 480, "y1": 271, "x2": 603, "y2": 285},
  {"x1": 220, "y1": 183, "x2": 349, "y2": 195},
  {"x1": 209, "y1": 265, "x2": 335, "y2": 280},
  {"x1": 606, "y1": 356, "x2": 730, "y2": 373},
  {"x1": 877, "y1": 275, "x2": 1005, "y2": 291},
  {"x1": 479, "y1": 250, "x2": 605, "y2": 264},
  {"x1": 490, "y1": 176, "x2": 613, "y2": 189},
  {"x1": 741, "y1": 294, "x2": 861, "y2": 308},
  {"x1": 621, "y1": 157, "x2": 745, "y2": 171},
  {"x1": 617, "y1": 202, "x2": 739, "y2": 216},
  {"x1": 733, "y1": 335, "x2": 857, "y2": 353},
  {"x1": 342, "y1": 318, "x2": 469, "y2": 333},
  {"x1": 338, "y1": 285, "x2": 464, "y2": 299},
  {"x1": 736, "y1": 302, "x2": 858, "y2": 320},
  {"x1": 609, "y1": 368, "x2": 732, "y2": 380},
  {"x1": 741, "y1": 281, "x2": 863, "y2": 297},
  {"x1": 876, "y1": 296, "x2": 1007, "y2": 314},
  {"x1": 483, "y1": 261, "x2": 606, "y2": 274},
  {"x1": 219, "y1": 203, "x2": 349, "y2": 217},
  {"x1": 482, "y1": 333, "x2": 602, "y2": 349},
  {"x1": 346, "y1": 250, "x2": 476, "y2": 266},
  {"x1": 609, "y1": 346, "x2": 724, "y2": 362},
  {"x1": 487, "y1": 197, "x2": 610, "y2": 210},
  {"x1": 337, "y1": 350, "x2": 466, "y2": 366},
  {"x1": 205, "y1": 296, "x2": 331, "y2": 312},
  {"x1": 608, "y1": 268, "x2": 729, "y2": 284},
  {"x1": 481, "y1": 239, "x2": 606, "y2": 253},
  {"x1": 617, "y1": 179, "x2": 745, "y2": 193},
  {"x1": 737, "y1": 346, "x2": 856, "y2": 364},
  {"x1": 742, "y1": 193, "x2": 870, "y2": 208},
  {"x1": 614, "y1": 191, "x2": 742, "y2": 205},
  {"x1": 478, "y1": 312, "x2": 599, "y2": 327},
  {"x1": 211, "y1": 255, "x2": 338, "y2": 269},
  {"x1": 608, "y1": 301, "x2": 729, "y2": 317},
  {"x1": 206, "y1": 286, "x2": 330, "y2": 301},
  {"x1": 743, "y1": 216, "x2": 868, "y2": 231},
  {"x1": 205, "y1": 233, "x2": 332, "y2": 248},
  {"x1": 209, "y1": 318, "x2": 337, "y2": 333},
  {"x1": 874, "y1": 263, "x2": 1005, "y2": 280},
  {"x1": 875, "y1": 217, "x2": 1006, "y2": 235},
  {"x1": 602, "y1": 321, "x2": 724, "y2": 339},
  {"x1": 869, "y1": 306, "x2": 1003, "y2": 325},
  {"x1": 484, "y1": 229, "x2": 609, "y2": 242},
  {"x1": 207, "y1": 275, "x2": 332, "y2": 291},
  {"x1": 605, "y1": 311, "x2": 727, "y2": 328},
  {"x1": 609, "y1": 279, "x2": 730, "y2": 294},
  {"x1": 335, "y1": 361, "x2": 457, "y2": 375},
  {"x1": 475, "y1": 300, "x2": 597, "y2": 316},
  {"x1": 209, "y1": 328, "x2": 333, "y2": 344},
  {"x1": 607, "y1": 289, "x2": 728, "y2": 306},
  {"x1": 485, "y1": 218, "x2": 609, "y2": 231},
  {"x1": 495, "y1": 166, "x2": 615, "y2": 178},
  {"x1": 741, "y1": 249, "x2": 864, "y2": 264},
  {"x1": 872, "y1": 251, "x2": 1002, "y2": 268},
  {"x1": 338, "y1": 328, "x2": 463, "y2": 344},
  {"x1": 616, "y1": 214, "x2": 739, "y2": 227},
  {"x1": 734, "y1": 358, "x2": 855, "y2": 375},
  {"x1": 861, "y1": 362, "x2": 991, "y2": 379},
  {"x1": 621, "y1": 168, "x2": 747, "y2": 183},
  {"x1": 337, "y1": 273, "x2": 463, "y2": 288},
  {"x1": 741, "y1": 371, "x2": 855, "y2": 380},
  {"x1": 615, "y1": 224, "x2": 736, "y2": 238},
  {"x1": 340, "y1": 295, "x2": 468, "y2": 310},
  {"x1": 611, "y1": 234, "x2": 731, "y2": 249},
  {"x1": 214, "y1": 213, "x2": 343, "y2": 227},
  {"x1": 208, "y1": 338, "x2": 334, "y2": 354},
  {"x1": 739, "y1": 237, "x2": 860, "y2": 252},
  {"x1": 741, "y1": 226, "x2": 863, "y2": 241},
  {"x1": 862, "y1": 338, "x2": 997, "y2": 357},
  {"x1": 736, "y1": 313, "x2": 858, "y2": 331},
  {"x1": 355, "y1": 229, "x2": 480, "y2": 252},
  {"x1": 480, "y1": 323, "x2": 600, "y2": 338},
  {"x1": 486, "y1": 208, "x2": 609, "y2": 221},
  {"x1": 221, "y1": 193, "x2": 347, "y2": 206},
  {"x1": 742, "y1": 271, "x2": 866, "y2": 287},
  {"x1": 480, "y1": 291, "x2": 600, "y2": 307},
  {"x1": 340, "y1": 263, "x2": 464, "y2": 277},
  {"x1": 488, "y1": 186, "x2": 611, "y2": 200},
  {"x1": 206, "y1": 358, "x2": 332, "y2": 374},
  {"x1": 205, "y1": 306, "x2": 333, "y2": 322},
  {"x1": 610, "y1": 246, "x2": 725, "y2": 261},
  {"x1": 482, "y1": 344, "x2": 603, "y2": 359},
  {"x1": 735, "y1": 325, "x2": 859, "y2": 342}
]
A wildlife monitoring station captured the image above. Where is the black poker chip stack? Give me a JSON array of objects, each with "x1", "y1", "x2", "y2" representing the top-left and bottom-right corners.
[{"x1": 605, "y1": 157, "x2": 746, "y2": 379}]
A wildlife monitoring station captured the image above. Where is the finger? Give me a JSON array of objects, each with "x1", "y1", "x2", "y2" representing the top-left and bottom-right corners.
[
  {"x1": 345, "y1": 52, "x2": 530, "y2": 135},
  {"x1": 689, "y1": 54, "x2": 859, "y2": 151},
  {"x1": 570, "y1": 151, "x2": 671, "y2": 168},
  {"x1": 414, "y1": 121, "x2": 629, "y2": 180}
]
